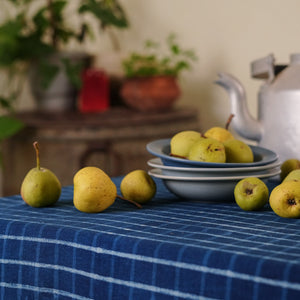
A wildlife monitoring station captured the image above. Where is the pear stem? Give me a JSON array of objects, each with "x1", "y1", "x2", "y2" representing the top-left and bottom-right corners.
[
  {"x1": 33, "y1": 141, "x2": 40, "y2": 170},
  {"x1": 225, "y1": 114, "x2": 235, "y2": 130},
  {"x1": 116, "y1": 195, "x2": 142, "y2": 209}
]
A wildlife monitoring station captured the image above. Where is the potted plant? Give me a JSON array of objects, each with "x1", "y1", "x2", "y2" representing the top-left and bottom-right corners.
[
  {"x1": 120, "y1": 34, "x2": 197, "y2": 112},
  {"x1": 0, "y1": 0, "x2": 129, "y2": 111}
]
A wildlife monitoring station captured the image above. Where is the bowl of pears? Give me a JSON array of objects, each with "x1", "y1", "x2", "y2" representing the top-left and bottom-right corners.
[{"x1": 146, "y1": 118, "x2": 281, "y2": 201}]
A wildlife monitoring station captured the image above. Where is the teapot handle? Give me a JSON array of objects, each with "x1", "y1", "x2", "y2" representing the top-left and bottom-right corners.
[{"x1": 251, "y1": 54, "x2": 275, "y2": 82}]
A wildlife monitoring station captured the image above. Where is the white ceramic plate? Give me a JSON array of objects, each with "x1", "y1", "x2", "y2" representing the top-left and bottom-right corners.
[
  {"x1": 149, "y1": 168, "x2": 280, "y2": 201},
  {"x1": 146, "y1": 139, "x2": 279, "y2": 168},
  {"x1": 149, "y1": 168, "x2": 281, "y2": 181},
  {"x1": 147, "y1": 158, "x2": 281, "y2": 177}
]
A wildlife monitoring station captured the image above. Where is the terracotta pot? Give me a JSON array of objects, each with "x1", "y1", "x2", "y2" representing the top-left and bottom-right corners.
[{"x1": 120, "y1": 75, "x2": 181, "y2": 111}]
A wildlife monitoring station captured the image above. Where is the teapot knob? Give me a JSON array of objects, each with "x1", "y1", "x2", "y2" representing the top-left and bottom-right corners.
[
  {"x1": 290, "y1": 53, "x2": 300, "y2": 64},
  {"x1": 251, "y1": 54, "x2": 275, "y2": 83}
]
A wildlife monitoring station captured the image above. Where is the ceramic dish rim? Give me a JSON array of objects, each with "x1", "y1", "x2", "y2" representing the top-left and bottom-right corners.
[
  {"x1": 147, "y1": 158, "x2": 281, "y2": 172},
  {"x1": 146, "y1": 138, "x2": 279, "y2": 168},
  {"x1": 148, "y1": 168, "x2": 281, "y2": 181}
]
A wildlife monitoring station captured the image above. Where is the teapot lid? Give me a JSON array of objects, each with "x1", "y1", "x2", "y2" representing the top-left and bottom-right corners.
[
  {"x1": 252, "y1": 54, "x2": 288, "y2": 82},
  {"x1": 251, "y1": 54, "x2": 275, "y2": 81},
  {"x1": 290, "y1": 53, "x2": 300, "y2": 64}
]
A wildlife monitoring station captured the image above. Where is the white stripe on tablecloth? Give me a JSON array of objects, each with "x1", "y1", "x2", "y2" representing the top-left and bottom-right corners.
[
  {"x1": 0, "y1": 197, "x2": 295, "y2": 231},
  {"x1": 1, "y1": 200, "x2": 297, "y2": 234},
  {"x1": 0, "y1": 215, "x2": 298, "y2": 262},
  {"x1": 0, "y1": 205, "x2": 298, "y2": 244},
  {"x1": 0, "y1": 237, "x2": 300, "y2": 292},
  {"x1": 0, "y1": 259, "x2": 214, "y2": 300},
  {"x1": 0, "y1": 282, "x2": 93, "y2": 300}
]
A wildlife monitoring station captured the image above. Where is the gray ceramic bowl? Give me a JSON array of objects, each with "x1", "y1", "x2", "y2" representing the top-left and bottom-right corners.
[{"x1": 149, "y1": 168, "x2": 281, "y2": 201}]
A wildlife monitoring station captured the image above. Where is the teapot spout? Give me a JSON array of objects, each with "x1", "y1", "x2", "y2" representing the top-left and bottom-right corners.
[{"x1": 215, "y1": 72, "x2": 263, "y2": 142}]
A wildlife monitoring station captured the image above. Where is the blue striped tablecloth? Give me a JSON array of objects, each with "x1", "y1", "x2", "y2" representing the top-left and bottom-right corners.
[{"x1": 0, "y1": 177, "x2": 299, "y2": 300}]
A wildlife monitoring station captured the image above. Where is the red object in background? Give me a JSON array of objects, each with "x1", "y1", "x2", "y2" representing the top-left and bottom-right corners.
[{"x1": 78, "y1": 69, "x2": 109, "y2": 113}]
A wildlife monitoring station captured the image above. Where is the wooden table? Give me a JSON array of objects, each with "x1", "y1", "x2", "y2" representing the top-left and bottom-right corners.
[{"x1": 1, "y1": 107, "x2": 200, "y2": 196}]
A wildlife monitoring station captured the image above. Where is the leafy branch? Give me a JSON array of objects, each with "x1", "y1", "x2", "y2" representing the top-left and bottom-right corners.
[
  {"x1": 0, "y1": 0, "x2": 129, "y2": 110},
  {"x1": 122, "y1": 34, "x2": 197, "y2": 78}
]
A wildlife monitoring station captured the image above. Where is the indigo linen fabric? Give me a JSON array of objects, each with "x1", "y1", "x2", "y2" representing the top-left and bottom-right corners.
[{"x1": 0, "y1": 177, "x2": 299, "y2": 300}]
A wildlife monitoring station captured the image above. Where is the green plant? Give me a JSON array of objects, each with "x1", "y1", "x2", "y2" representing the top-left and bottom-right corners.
[
  {"x1": 122, "y1": 34, "x2": 197, "y2": 78},
  {"x1": 0, "y1": 0, "x2": 129, "y2": 110}
]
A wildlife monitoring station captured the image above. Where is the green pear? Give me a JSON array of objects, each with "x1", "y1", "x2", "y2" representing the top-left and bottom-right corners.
[
  {"x1": 269, "y1": 181, "x2": 300, "y2": 218},
  {"x1": 224, "y1": 139, "x2": 254, "y2": 163},
  {"x1": 280, "y1": 158, "x2": 300, "y2": 181},
  {"x1": 120, "y1": 170, "x2": 156, "y2": 204},
  {"x1": 21, "y1": 142, "x2": 61, "y2": 208},
  {"x1": 234, "y1": 177, "x2": 269, "y2": 211},
  {"x1": 283, "y1": 169, "x2": 300, "y2": 183},
  {"x1": 188, "y1": 137, "x2": 226, "y2": 163},
  {"x1": 170, "y1": 130, "x2": 201, "y2": 158},
  {"x1": 73, "y1": 166, "x2": 117, "y2": 213}
]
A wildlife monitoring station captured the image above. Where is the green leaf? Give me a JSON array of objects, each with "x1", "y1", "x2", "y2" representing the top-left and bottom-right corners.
[
  {"x1": 183, "y1": 49, "x2": 198, "y2": 61},
  {"x1": 52, "y1": 1, "x2": 68, "y2": 17},
  {"x1": 37, "y1": 61, "x2": 60, "y2": 89},
  {"x1": 0, "y1": 16, "x2": 23, "y2": 37},
  {"x1": 167, "y1": 33, "x2": 177, "y2": 46},
  {"x1": 0, "y1": 116, "x2": 24, "y2": 141},
  {"x1": 18, "y1": 34, "x2": 54, "y2": 61},
  {"x1": 62, "y1": 58, "x2": 84, "y2": 89},
  {"x1": 145, "y1": 40, "x2": 159, "y2": 50},
  {"x1": 0, "y1": 96, "x2": 14, "y2": 111},
  {"x1": 0, "y1": 16, "x2": 24, "y2": 65},
  {"x1": 79, "y1": 0, "x2": 129, "y2": 28},
  {"x1": 171, "y1": 44, "x2": 180, "y2": 55},
  {"x1": 32, "y1": 7, "x2": 50, "y2": 35},
  {"x1": 54, "y1": 28, "x2": 77, "y2": 44},
  {"x1": 174, "y1": 60, "x2": 190, "y2": 73}
]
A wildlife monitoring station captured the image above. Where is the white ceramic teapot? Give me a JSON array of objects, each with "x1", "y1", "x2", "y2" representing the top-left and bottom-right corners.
[{"x1": 215, "y1": 53, "x2": 300, "y2": 161}]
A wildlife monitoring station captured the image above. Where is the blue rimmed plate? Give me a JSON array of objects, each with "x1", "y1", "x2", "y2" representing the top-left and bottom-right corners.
[{"x1": 146, "y1": 139, "x2": 279, "y2": 168}]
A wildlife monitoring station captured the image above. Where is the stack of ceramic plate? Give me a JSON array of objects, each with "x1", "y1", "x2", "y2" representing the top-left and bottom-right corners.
[{"x1": 146, "y1": 139, "x2": 281, "y2": 201}]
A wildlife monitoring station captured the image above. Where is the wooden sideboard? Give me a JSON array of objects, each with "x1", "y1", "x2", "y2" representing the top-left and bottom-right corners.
[{"x1": 1, "y1": 107, "x2": 200, "y2": 196}]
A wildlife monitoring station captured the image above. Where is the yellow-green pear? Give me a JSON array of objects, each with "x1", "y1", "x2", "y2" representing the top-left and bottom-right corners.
[
  {"x1": 224, "y1": 139, "x2": 254, "y2": 163},
  {"x1": 204, "y1": 114, "x2": 235, "y2": 143},
  {"x1": 283, "y1": 169, "x2": 300, "y2": 183},
  {"x1": 234, "y1": 177, "x2": 269, "y2": 211},
  {"x1": 73, "y1": 166, "x2": 117, "y2": 213},
  {"x1": 120, "y1": 170, "x2": 156, "y2": 204},
  {"x1": 280, "y1": 158, "x2": 300, "y2": 181},
  {"x1": 188, "y1": 138, "x2": 226, "y2": 163},
  {"x1": 170, "y1": 130, "x2": 201, "y2": 158},
  {"x1": 21, "y1": 142, "x2": 61, "y2": 208},
  {"x1": 204, "y1": 127, "x2": 234, "y2": 143},
  {"x1": 269, "y1": 181, "x2": 300, "y2": 218}
]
